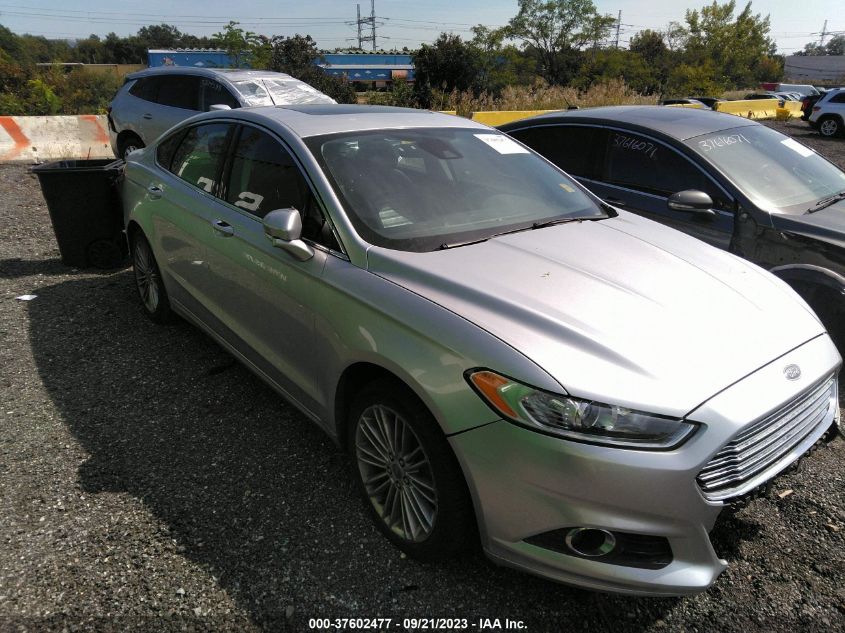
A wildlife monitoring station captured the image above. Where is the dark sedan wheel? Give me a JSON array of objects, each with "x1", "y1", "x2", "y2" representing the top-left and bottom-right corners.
[
  {"x1": 131, "y1": 231, "x2": 171, "y2": 323},
  {"x1": 818, "y1": 116, "x2": 841, "y2": 138},
  {"x1": 348, "y1": 379, "x2": 475, "y2": 560}
]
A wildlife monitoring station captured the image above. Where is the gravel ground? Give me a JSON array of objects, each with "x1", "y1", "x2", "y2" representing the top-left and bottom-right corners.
[{"x1": 1, "y1": 120, "x2": 844, "y2": 633}]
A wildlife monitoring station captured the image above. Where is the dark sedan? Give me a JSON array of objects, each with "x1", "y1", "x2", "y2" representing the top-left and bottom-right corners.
[{"x1": 500, "y1": 106, "x2": 845, "y2": 347}]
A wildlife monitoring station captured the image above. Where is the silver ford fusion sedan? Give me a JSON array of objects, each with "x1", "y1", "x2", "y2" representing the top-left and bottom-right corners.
[{"x1": 122, "y1": 105, "x2": 841, "y2": 596}]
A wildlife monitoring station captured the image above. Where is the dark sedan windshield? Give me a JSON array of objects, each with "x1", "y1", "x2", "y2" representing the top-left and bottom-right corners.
[
  {"x1": 686, "y1": 125, "x2": 845, "y2": 214},
  {"x1": 308, "y1": 128, "x2": 605, "y2": 251}
]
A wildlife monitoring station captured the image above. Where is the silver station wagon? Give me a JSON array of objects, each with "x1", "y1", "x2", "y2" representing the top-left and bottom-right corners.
[{"x1": 122, "y1": 105, "x2": 841, "y2": 596}]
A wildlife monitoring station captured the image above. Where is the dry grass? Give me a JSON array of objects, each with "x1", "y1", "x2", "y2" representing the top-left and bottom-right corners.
[{"x1": 431, "y1": 79, "x2": 658, "y2": 116}]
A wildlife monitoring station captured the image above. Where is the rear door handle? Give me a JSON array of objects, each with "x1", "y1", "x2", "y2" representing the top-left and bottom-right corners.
[
  {"x1": 212, "y1": 219, "x2": 234, "y2": 237},
  {"x1": 147, "y1": 185, "x2": 162, "y2": 199},
  {"x1": 142, "y1": 113, "x2": 153, "y2": 120}
]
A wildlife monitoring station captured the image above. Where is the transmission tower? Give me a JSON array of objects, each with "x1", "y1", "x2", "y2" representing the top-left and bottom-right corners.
[
  {"x1": 356, "y1": 0, "x2": 378, "y2": 51},
  {"x1": 614, "y1": 10, "x2": 622, "y2": 49}
]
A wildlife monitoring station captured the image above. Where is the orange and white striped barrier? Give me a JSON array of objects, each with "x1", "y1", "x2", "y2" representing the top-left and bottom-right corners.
[{"x1": 0, "y1": 115, "x2": 113, "y2": 163}]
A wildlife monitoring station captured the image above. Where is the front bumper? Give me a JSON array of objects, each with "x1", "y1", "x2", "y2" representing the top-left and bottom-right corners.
[{"x1": 449, "y1": 334, "x2": 841, "y2": 596}]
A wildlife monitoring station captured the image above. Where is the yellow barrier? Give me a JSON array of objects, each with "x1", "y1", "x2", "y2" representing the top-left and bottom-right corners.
[
  {"x1": 470, "y1": 110, "x2": 560, "y2": 126},
  {"x1": 714, "y1": 99, "x2": 801, "y2": 120}
]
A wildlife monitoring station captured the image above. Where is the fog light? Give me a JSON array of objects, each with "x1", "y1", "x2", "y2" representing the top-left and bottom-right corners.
[
  {"x1": 525, "y1": 527, "x2": 673, "y2": 570},
  {"x1": 565, "y1": 527, "x2": 617, "y2": 557}
]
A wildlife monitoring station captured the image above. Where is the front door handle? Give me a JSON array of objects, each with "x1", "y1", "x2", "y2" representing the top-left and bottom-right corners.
[
  {"x1": 605, "y1": 197, "x2": 627, "y2": 208},
  {"x1": 212, "y1": 219, "x2": 234, "y2": 237},
  {"x1": 142, "y1": 113, "x2": 153, "y2": 120},
  {"x1": 147, "y1": 185, "x2": 162, "y2": 199}
]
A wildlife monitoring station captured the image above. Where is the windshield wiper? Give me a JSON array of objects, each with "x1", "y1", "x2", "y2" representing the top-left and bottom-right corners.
[
  {"x1": 439, "y1": 215, "x2": 603, "y2": 250},
  {"x1": 807, "y1": 190, "x2": 845, "y2": 214}
]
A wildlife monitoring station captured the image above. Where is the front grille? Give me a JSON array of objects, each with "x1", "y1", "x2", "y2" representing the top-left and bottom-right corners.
[{"x1": 697, "y1": 375, "x2": 837, "y2": 502}]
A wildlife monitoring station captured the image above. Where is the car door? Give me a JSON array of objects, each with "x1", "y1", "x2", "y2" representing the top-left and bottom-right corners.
[
  {"x1": 147, "y1": 121, "x2": 235, "y2": 315},
  {"x1": 201, "y1": 123, "x2": 335, "y2": 413}
]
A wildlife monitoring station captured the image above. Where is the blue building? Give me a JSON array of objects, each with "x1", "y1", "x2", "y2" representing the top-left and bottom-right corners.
[
  {"x1": 147, "y1": 49, "x2": 239, "y2": 68},
  {"x1": 317, "y1": 53, "x2": 415, "y2": 88}
]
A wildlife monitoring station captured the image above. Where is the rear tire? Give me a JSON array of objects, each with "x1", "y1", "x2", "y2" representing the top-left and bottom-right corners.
[
  {"x1": 118, "y1": 133, "x2": 145, "y2": 159},
  {"x1": 347, "y1": 379, "x2": 475, "y2": 561},
  {"x1": 817, "y1": 116, "x2": 842, "y2": 138},
  {"x1": 131, "y1": 231, "x2": 172, "y2": 323}
]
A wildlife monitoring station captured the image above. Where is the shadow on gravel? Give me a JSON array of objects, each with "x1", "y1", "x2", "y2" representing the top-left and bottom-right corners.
[
  {"x1": 28, "y1": 272, "x2": 689, "y2": 631},
  {"x1": 0, "y1": 257, "x2": 84, "y2": 278}
]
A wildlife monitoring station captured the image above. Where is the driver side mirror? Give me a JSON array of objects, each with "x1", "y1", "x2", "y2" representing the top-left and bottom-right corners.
[
  {"x1": 209, "y1": 104, "x2": 232, "y2": 111},
  {"x1": 667, "y1": 190, "x2": 716, "y2": 217},
  {"x1": 263, "y1": 208, "x2": 314, "y2": 261}
]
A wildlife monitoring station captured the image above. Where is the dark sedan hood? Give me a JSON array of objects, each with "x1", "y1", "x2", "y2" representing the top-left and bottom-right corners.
[{"x1": 772, "y1": 201, "x2": 845, "y2": 250}]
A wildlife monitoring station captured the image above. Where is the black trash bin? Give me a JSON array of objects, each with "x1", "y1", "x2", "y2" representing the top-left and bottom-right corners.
[{"x1": 32, "y1": 158, "x2": 127, "y2": 269}]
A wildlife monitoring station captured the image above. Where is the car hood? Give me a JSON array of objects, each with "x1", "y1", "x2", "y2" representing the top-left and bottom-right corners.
[{"x1": 368, "y1": 212, "x2": 824, "y2": 418}]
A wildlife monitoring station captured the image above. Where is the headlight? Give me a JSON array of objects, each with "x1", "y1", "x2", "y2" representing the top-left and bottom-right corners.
[{"x1": 466, "y1": 370, "x2": 697, "y2": 450}]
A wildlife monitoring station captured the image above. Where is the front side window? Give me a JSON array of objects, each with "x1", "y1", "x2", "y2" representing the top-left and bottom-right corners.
[
  {"x1": 225, "y1": 126, "x2": 338, "y2": 249},
  {"x1": 169, "y1": 123, "x2": 233, "y2": 193},
  {"x1": 200, "y1": 79, "x2": 240, "y2": 111},
  {"x1": 685, "y1": 125, "x2": 845, "y2": 213},
  {"x1": 309, "y1": 128, "x2": 605, "y2": 252},
  {"x1": 604, "y1": 130, "x2": 729, "y2": 208}
]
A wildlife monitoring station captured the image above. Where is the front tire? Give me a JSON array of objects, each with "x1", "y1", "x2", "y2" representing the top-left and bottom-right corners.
[
  {"x1": 348, "y1": 379, "x2": 475, "y2": 561},
  {"x1": 131, "y1": 231, "x2": 172, "y2": 323}
]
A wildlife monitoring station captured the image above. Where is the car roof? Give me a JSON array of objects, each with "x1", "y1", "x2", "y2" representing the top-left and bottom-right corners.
[
  {"x1": 194, "y1": 104, "x2": 490, "y2": 138},
  {"x1": 127, "y1": 67, "x2": 298, "y2": 83},
  {"x1": 498, "y1": 105, "x2": 759, "y2": 141}
]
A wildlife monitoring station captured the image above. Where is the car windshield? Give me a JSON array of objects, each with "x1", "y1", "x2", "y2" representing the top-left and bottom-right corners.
[
  {"x1": 685, "y1": 125, "x2": 845, "y2": 214},
  {"x1": 231, "y1": 78, "x2": 335, "y2": 106},
  {"x1": 308, "y1": 128, "x2": 606, "y2": 252}
]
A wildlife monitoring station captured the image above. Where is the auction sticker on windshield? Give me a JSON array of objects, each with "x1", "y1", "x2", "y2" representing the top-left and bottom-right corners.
[{"x1": 474, "y1": 134, "x2": 529, "y2": 154}]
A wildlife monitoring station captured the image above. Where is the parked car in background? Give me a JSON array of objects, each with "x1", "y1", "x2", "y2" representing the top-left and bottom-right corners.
[
  {"x1": 809, "y1": 87, "x2": 845, "y2": 137},
  {"x1": 107, "y1": 67, "x2": 336, "y2": 158},
  {"x1": 689, "y1": 96, "x2": 723, "y2": 110},
  {"x1": 774, "y1": 91, "x2": 801, "y2": 101},
  {"x1": 123, "y1": 104, "x2": 841, "y2": 597},
  {"x1": 801, "y1": 93, "x2": 824, "y2": 121},
  {"x1": 660, "y1": 98, "x2": 709, "y2": 109},
  {"x1": 500, "y1": 106, "x2": 845, "y2": 348}
]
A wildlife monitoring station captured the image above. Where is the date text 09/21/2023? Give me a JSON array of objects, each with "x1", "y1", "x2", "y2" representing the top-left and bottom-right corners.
[{"x1": 307, "y1": 617, "x2": 527, "y2": 630}]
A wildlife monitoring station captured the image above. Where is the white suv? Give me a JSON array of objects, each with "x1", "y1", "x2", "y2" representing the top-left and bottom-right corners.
[{"x1": 809, "y1": 88, "x2": 845, "y2": 138}]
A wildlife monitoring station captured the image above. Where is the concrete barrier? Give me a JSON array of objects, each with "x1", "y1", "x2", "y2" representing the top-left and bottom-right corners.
[
  {"x1": 470, "y1": 110, "x2": 560, "y2": 126},
  {"x1": 714, "y1": 99, "x2": 802, "y2": 120},
  {"x1": 0, "y1": 115, "x2": 112, "y2": 163}
]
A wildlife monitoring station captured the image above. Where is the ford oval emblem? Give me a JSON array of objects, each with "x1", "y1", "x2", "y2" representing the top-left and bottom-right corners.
[{"x1": 783, "y1": 364, "x2": 801, "y2": 381}]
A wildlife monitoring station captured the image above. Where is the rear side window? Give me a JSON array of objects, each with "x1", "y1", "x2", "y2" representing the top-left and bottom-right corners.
[
  {"x1": 128, "y1": 78, "x2": 157, "y2": 102},
  {"x1": 200, "y1": 79, "x2": 240, "y2": 111},
  {"x1": 169, "y1": 123, "x2": 233, "y2": 193},
  {"x1": 225, "y1": 126, "x2": 309, "y2": 218},
  {"x1": 509, "y1": 125, "x2": 608, "y2": 180},
  {"x1": 830, "y1": 92, "x2": 845, "y2": 104},
  {"x1": 156, "y1": 76, "x2": 200, "y2": 110}
]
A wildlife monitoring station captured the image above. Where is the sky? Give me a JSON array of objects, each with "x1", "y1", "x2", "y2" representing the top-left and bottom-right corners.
[{"x1": 0, "y1": 0, "x2": 841, "y2": 55}]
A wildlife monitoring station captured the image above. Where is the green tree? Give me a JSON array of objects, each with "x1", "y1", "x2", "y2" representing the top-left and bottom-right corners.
[
  {"x1": 267, "y1": 34, "x2": 356, "y2": 104},
  {"x1": 212, "y1": 21, "x2": 266, "y2": 68},
  {"x1": 506, "y1": 0, "x2": 615, "y2": 84},
  {"x1": 412, "y1": 33, "x2": 483, "y2": 107},
  {"x1": 683, "y1": 1, "x2": 775, "y2": 88}
]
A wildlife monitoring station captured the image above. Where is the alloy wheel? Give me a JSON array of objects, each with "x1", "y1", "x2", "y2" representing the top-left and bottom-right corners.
[
  {"x1": 133, "y1": 237, "x2": 160, "y2": 313},
  {"x1": 819, "y1": 118, "x2": 839, "y2": 137},
  {"x1": 354, "y1": 404, "x2": 438, "y2": 542}
]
